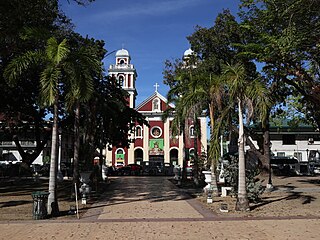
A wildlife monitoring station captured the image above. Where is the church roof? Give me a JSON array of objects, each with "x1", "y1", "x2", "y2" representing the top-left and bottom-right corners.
[{"x1": 135, "y1": 91, "x2": 174, "y2": 112}]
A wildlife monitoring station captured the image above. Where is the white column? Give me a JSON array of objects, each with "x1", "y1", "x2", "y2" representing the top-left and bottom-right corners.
[
  {"x1": 143, "y1": 121, "x2": 149, "y2": 161},
  {"x1": 127, "y1": 134, "x2": 135, "y2": 164},
  {"x1": 200, "y1": 117, "x2": 207, "y2": 155},
  {"x1": 178, "y1": 132, "x2": 184, "y2": 167},
  {"x1": 106, "y1": 145, "x2": 113, "y2": 166},
  {"x1": 164, "y1": 119, "x2": 170, "y2": 163}
]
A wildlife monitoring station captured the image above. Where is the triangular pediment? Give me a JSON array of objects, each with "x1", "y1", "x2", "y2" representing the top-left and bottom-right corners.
[{"x1": 136, "y1": 91, "x2": 174, "y2": 113}]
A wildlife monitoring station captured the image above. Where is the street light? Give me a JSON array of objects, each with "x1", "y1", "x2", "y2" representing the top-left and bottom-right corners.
[{"x1": 103, "y1": 50, "x2": 117, "y2": 60}]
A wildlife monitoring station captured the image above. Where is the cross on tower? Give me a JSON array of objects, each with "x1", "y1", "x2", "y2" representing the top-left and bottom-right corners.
[{"x1": 154, "y1": 83, "x2": 159, "y2": 92}]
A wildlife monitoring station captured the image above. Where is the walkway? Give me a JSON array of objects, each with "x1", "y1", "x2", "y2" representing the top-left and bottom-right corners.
[
  {"x1": 81, "y1": 176, "x2": 215, "y2": 222},
  {"x1": 0, "y1": 176, "x2": 319, "y2": 240}
]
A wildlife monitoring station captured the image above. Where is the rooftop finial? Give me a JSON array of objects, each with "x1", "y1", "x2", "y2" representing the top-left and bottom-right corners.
[{"x1": 154, "y1": 83, "x2": 159, "y2": 92}]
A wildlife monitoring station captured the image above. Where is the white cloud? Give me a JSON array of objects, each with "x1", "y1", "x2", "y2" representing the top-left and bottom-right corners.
[{"x1": 93, "y1": 0, "x2": 201, "y2": 21}]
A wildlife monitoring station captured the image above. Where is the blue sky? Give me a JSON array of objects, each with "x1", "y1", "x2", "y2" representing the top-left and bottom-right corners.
[{"x1": 61, "y1": 0, "x2": 241, "y2": 105}]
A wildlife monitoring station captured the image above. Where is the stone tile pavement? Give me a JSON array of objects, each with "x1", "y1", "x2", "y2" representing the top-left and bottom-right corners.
[{"x1": 0, "y1": 176, "x2": 319, "y2": 240}]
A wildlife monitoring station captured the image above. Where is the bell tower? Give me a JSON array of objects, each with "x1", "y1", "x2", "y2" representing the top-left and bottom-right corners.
[{"x1": 108, "y1": 48, "x2": 137, "y2": 108}]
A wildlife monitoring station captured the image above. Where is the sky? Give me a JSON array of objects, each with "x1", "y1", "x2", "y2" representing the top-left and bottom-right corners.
[{"x1": 61, "y1": 0, "x2": 242, "y2": 105}]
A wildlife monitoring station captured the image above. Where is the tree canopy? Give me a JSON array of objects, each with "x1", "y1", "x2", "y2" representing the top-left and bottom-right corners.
[{"x1": 0, "y1": 0, "x2": 146, "y2": 167}]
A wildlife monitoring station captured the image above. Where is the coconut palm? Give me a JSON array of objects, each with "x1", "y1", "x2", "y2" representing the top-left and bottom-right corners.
[
  {"x1": 202, "y1": 73, "x2": 226, "y2": 195},
  {"x1": 64, "y1": 45, "x2": 102, "y2": 188},
  {"x1": 164, "y1": 59, "x2": 227, "y2": 194},
  {"x1": 222, "y1": 62, "x2": 269, "y2": 211},
  {"x1": 4, "y1": 37, "x2": 71, "y2": 215}
]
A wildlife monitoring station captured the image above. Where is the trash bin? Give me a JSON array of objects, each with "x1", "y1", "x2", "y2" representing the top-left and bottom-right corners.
[{"x1": 31, "y1": 191, "x2": 49, "y2": 220}]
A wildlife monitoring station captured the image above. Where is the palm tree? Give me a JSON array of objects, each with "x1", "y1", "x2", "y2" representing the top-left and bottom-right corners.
[
  {"x1": 5, "y1": 37, "x2": 70, "y2": 216},
  {"x1": 64, "y1": 45, "x2": 102, "y2": 188},
  {"x1": 182, "y1": 68, "x2": 226, "y2": 196},
  {"x1": 222, "y1": 63, "x2": 269, "y2": 211},
  {"x1": 164, "y1": 56, "x2": 226, "y2": 195}
]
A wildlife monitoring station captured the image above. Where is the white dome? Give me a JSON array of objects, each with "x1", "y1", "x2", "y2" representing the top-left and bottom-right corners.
[
  {"x1": 184, "y1": 48, "x2": 194, "y2": 57},
  {"x1": 116, "y1": 48, "x2": 129, "y2": 57}
]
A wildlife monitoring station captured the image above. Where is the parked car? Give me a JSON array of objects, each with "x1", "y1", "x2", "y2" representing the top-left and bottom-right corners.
[
  {"x1": 127, "y1": 163, "x2": 143, "y2": 175},
  {"x1": 117, "y1": 166, "x2": 131, "y2": 175},
  {"x1": 142, "y1": 161, "x2": 157, "y2": 175},
  {"x1": 271, "y1": 157, "x2": 298, "y2": 176},
  {"x1": 164, "y1": 163, "x2": 174, "y2": 176},
  {"x1": 117, "y1": 164, "x2": 143, "y2": 176},
  {"x1": 142, "y1": 161, "x2": 166, "y2": 176}
]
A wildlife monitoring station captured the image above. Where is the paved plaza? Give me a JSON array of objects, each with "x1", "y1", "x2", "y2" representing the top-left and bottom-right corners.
[{"x1": 0, "y1": 176, "x2": 319, "y2": 240}]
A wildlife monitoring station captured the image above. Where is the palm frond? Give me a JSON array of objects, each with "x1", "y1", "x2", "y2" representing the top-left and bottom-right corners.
[
  {"x1": 40, "y1": 67, "x2": 60, "y2": 106},
  {"x1": 4, "y1": 50, "x2": 44, "y2": 86},
  {"x1": 46, "y1": 37, "x2": 70, "y2": 65}
]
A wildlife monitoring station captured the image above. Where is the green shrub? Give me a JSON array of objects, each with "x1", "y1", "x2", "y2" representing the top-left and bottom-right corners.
[{"x1": 221, "y1": 155, "x2": 264, "y2": 203}]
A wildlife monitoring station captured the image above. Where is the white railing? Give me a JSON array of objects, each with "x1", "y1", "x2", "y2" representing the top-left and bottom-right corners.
[
  {"x1": 109, "y1": 64, "x2": 134, "y2": 70},
  {"x1": 0, "y1": 141, "x2": 35, "y2": 146}
]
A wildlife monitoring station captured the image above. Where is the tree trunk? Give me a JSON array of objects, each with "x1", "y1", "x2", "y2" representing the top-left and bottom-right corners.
[
  {"x1": 209, "y1": 102, "x2": 219, "y2": 196},
  {"x1": 73, "y1": 102, "x2": 80, "y2": 190},
  {"x1": 181, "y1": 120, "x2": 188, "y2": 182},
  {"x1": 47, "y1": 96, "x2": 59, "y2": 216},
  {"x1": 236, "y1": 99, "x2": 249, "y2": 211},
  {"x1": 193, "y1": 130, "x2": 199, "y2": 186},
  {"x1": 263, "y1": 120, "x2": 272, "y2": 189}
]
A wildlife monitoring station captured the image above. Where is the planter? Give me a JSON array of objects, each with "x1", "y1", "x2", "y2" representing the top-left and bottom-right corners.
[
  {"x1": 202, "y1": 170, "x2": 212, "y2": 193},
  {"x1": 79, "y1": 171, "x2": 92, "y2": 184},
  {"x1": 79, "y1": 171, "x2": 92, "y2": 204},
  {"x1": 202, "y1": 170, "x2": 212, "y2": 183}
]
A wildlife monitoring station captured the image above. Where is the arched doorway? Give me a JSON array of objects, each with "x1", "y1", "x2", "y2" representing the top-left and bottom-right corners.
[
  {"x1": 134, "y1": 149, "x2": 143, "y2": 166},
  {"x1": 170, "y1": 149, "x2": 179, "y2": 166}
]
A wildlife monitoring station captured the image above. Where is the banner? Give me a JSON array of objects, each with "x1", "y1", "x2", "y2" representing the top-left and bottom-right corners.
[
  {"x1": 116, "y1": 153, "x2": 125, "y2": 166},
  {"x1": 149, "y1": 139, "x2": 164, "y2": 155}
]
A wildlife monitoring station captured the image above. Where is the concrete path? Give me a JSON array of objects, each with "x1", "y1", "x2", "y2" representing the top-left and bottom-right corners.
[
  {"x1": 81, "y1": 176, "x2": 215, "y2": 222},
  {"x1": 0, "y1": 176, "x2": 320, "y2": 240}
]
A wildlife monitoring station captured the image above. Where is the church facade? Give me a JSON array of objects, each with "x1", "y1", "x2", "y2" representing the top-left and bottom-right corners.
[{"x1": 105, "y1": 48, "x2": 207, "y2": 168}]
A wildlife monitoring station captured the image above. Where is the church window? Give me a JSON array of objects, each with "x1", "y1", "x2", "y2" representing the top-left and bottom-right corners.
[
  {"x1": 151, "y1": 126, "x2": 162, "y2": 138},
  {"x1": 135, "y1": 126, "x2": 143, "y2": 138},
  {"x1": 118, "y1": 75, "x2": 124, "y2": 86},
  {"x1": 117, "y1": 149, "x2": 124, "y2": 154},
  {"x1": 119, "y1": 59, "x2": 125, "y2": 65},
  {"x1": 189, "y1": 125, "x2": 195, "y2": 138},
  {"x1": 152, "y1": 98, "x2": 160, "y2": 111}
]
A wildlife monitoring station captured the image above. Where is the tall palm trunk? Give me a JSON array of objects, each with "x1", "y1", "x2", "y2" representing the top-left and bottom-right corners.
[
  {"x1": 236, "y1": 98, "x2": 249, "y2": 211},
  {"x1": 193, "y1": 130, "x2": 200, "y2": 186},
  {"x1": 47, "y1": 95, "x2": 59, "y2": 216},
  {"x1": 209, "y1": 102, "x2": 218, "y2": 196},
  {"x1": 182, "y1": 121, "x2": 188, "y2": 181},
  {"x1": 263, "y1": 118, "x2": 272, "y2": 189},
  {"x1": 73, "y1": 101, "x2": 80, "y2": 189}
]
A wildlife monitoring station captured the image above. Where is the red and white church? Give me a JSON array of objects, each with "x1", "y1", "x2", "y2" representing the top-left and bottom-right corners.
[{"x1": 105, "y1": 48, "x2": 207, "y2": 168}]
